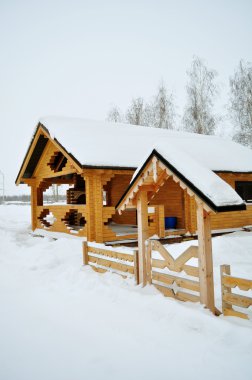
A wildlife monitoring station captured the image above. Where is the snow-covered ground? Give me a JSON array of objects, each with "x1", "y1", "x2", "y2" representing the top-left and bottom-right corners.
[{"x1": 0, "y1": 205, "x2": 251, "y2": 380}]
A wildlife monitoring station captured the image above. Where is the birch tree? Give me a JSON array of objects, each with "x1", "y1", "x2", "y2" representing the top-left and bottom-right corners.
[
  {"x1": 125, "y1": 97, "x2": 145, "y2": 125},
  {"x1": 107, "y1": 105, "x2": 123, "y2": 123},
  {"x1": 229, "y1": 60, "x2": 252, "y2": 147},
  {"x1": 183, "y1": 57, "x2": 218, "y2": 135},
  {"x1": 151, "y1": 83, "x2": 175, "y2": 129}
]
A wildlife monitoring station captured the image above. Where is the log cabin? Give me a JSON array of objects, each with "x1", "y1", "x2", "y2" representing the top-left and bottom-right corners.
[{"x1": 16, "y1": 117, "x2": 252, "y2": 243}]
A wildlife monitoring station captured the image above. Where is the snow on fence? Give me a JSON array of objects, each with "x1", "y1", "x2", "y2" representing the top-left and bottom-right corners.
[
  {"x1": 146, "y1": 240, "x2": 200, "y2": 303},
  {"x1": 221, "y1": 265, "x2": 252, "y2": 320},
  {"x1": 82, "y1": 241, "x2": 139, "y2": 284}
]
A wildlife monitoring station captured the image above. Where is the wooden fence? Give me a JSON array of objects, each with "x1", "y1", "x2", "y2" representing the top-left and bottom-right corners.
[
  {"x1": 82, "y1": 240, "x2": 252, "y2": 321},
  {"x1": 83, "y1": 241, "x2": 139, "y2": 284},
  {"x1": 147, "y1": 240, "x2": 200, "y2": 303},
  {"x1": 221, "y1": 265, "x2": 252, "y2": 320}
]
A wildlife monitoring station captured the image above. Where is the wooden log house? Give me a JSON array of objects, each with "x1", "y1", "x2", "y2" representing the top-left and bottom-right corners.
[{"x1": 16, "y1": 117, "x2": 252, "y2": 244}]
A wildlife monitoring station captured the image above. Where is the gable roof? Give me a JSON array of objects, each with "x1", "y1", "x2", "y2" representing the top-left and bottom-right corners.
[
  {"x1": 16, "y1": 116, "x2": 252, "y2": 184},
  {"x1": 116, "y1": 147, "x2": 246, "y2": 213},
  {"x1": 39, "y1": 116, "x2": 252, "y2": 172}
]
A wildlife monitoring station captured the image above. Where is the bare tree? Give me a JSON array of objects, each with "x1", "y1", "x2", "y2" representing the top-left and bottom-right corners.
[
  {"x1": 107, "y1": 105, "x2": 124, "y2": 123},
  {"x1": 106, "y1": 83, "x2": 177, "y2": 129},
  {"x1": 183, "y1": 57, "x2": 218, "y2": 135},
  {"x1": 229, "y1": 60, "x2": 252, "y2": 147},
  {"x1": 151, "y1": 82, "x2": 175, "y2": 129},
  {"x1": 125, "y1": 97, "x2": 145, "y2": 125}
]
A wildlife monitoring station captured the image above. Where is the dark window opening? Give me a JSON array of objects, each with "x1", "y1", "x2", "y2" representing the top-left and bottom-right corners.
[
  {"x1": 48, "y1": 152, "x2": 67, "y2": 172},
  {"x1": 235, "y1": 181, "x2": 252, "y2": 203}
]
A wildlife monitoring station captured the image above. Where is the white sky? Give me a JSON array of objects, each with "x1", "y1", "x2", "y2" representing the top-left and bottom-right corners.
[{"x1": 0, "y1": 0, "x2": 252, "y2": 195}]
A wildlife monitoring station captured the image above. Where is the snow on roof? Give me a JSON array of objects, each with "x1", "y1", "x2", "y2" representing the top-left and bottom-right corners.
[
  {"x1": 39, "y1": 116, "x2": 252, "y2": 172},
  {"x1": 151, "y1": 144, "x2": 244, "y2": 208}
]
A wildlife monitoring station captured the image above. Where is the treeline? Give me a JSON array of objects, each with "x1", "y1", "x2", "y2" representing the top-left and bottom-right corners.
[
  {"x1": 107, "y1": 57, "x2": 252, "y2": 148},
  {"x1": 1, "y1": 194, "x2": 66, "y2": 204}
]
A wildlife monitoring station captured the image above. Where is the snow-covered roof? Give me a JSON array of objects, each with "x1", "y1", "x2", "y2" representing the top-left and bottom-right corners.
[
  {"x1": 117, "y1": 145, "x2": 246, "y2": 212},
  {"x1": 155, "y1": 144, "x2": 244, "y2": 208},
  {"x1": 39, "y1": 116, "x2": 252, "y2": 172}
]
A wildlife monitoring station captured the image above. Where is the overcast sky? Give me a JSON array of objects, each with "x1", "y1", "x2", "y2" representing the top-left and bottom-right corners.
[{"x1": 0, "y1": 0, "x2": 252, "y2": 195}]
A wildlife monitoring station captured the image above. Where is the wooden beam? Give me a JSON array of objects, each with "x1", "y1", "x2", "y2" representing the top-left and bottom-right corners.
[
  {"x1": 16, "y1": 129, "x2": 45, "y2": 184},
  {"x1": 30, "y1": 179, "x2": 38, "y2": 231},
  {"x1": 137, "y1": 191, "x2": 148, "y2": 286},
  {"x1": 196, "y1": 201, "x2": 215, "y2": 313}
]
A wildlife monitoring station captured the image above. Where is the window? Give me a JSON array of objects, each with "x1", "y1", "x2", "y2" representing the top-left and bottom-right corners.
[{"x1": 235, "y1": 181, "x2": 252, "y2": 203}]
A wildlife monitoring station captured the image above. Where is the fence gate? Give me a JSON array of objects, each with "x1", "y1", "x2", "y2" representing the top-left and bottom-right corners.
[{"x1": 147, "y1": 240, "x2": 200, "y2": 303}]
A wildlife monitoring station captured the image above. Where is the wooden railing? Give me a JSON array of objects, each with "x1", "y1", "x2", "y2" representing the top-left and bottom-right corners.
[
  {"x1": 147, "y1": 240, "x2": 200, "y2": 303},
  {"x1": 83, "y1": 241, "x2": 139, "y2": 284},
  {"x1": 36, "y1": 204, "x2": 87, "y2": 237},
  {"x1": 103, "y1": 204, "x2": 165, "y2": 242},
  {"x1": 148, "y1": 205, "x2": 165, "y2": 238},
  {"x1": 221, "y1": 265, "x2": 252, "y2": 320}
]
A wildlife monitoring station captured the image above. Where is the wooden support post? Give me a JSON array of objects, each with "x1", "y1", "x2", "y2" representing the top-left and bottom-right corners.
[
  {"x1": 196, "y1": 202, "x2": 215, "y2": 313},
  {"x1": 84, "y1": 174, "x2": 104, "y2": 243},
  {"x1": 82, "y1": 241, "x2": 89, "y2": 265},
  {"x1": 137, "y1": 191, "x2": 148, "y2": 286},
  {"x1": 30, "y1": 180, "x2": 38, "y2": 231},
  {"x1": 220, "y1": 264, "x2": 232, "y2": 314},
  {"x1": 94, "y1": 175, "x2": 104, "y2": 243},
  {"x1": 133, "y1": 248, "x2": 139, "y2": 285},
  {"x1": 146, "y1": 240, "x2": 152, "y2": 284}
]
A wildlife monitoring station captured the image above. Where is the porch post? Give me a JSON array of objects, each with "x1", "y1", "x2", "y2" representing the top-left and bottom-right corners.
[
  {"x1": 93, "y1": 174, "x2": 104, "y2": 243},
  {"x1": 30, "y1": 179, "x2": 38, "y2": 231},
  {"x1": 137, "y1": 191, "x2": 148, "y2": 286},
  {"x1": 196, "y1": 201, "x2": 215, "y2": 313},
  {"x1": 84, "y1": 174, "x2": 96, "y2": 241}
]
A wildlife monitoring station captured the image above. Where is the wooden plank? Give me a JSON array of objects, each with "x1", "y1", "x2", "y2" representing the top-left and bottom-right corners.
[
  {"x1": 221, "y1": 264, "x2": 233, "y2": 313},
  {"x1": 196, "y1": 202, "x2": 215, "y2": 313},
  {"x1": 223, "y1": 308, "x2": 249, "y2": 320},
  {"x1": 176, "y1": 291, "x2": 200, "y2": 303},
  {"x1": 151, "y1": 241, "x2": 198, "y2": 273},
  {"x1": 82, "y1": 241, "x2": 88, "y2": 265},
  {"x1": 151, "y1": 258, "x2": 199, "y2": 277},
  {"x1": 146, "y1": 240, "x2": 152, "y2": 284},
  {"x1": 222, "y1": 276, "x2": 252, "y2": 291},
  {"x1": 16, "y1": 129, "x2": 46, "y2": 185},
  {"x1": 223, "y1": 292, "x2": 252, "y2": 309},
  {"x1": 154, "y1": 284, "x2": 200, "y2": 303},
  {"x1": 152, "y1": 271, "x2": 200, "y2": 292},
  {"x1": 89, "y1": 265, "x2": 107, "y2": 274},
  {"x1": 133, "y1": 249, "x2": 139, "y2": 285},
  {"x1": 137, "y1": 191, "x2": 148, "y2": 286},
  {"x1": 30, "y1": 180, "x2": 37, "y2": 231},
  {"x1": 88, "y1": 246, "x2": 134, "y2": 262},
  {"x1": 88, "y1": 255, "x2": 134, "y2": 274}
]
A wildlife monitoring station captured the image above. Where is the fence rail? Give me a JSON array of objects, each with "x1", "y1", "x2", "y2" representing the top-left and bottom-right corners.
[
  {"x1": 221, "y1": 265, "x2": 252, "y2": 320},
  {"x1": 83, "y1": 241, "x2": 139, "y2": 284}
]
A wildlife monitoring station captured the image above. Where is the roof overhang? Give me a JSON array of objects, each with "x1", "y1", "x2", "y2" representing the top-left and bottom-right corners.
[
  {"x1": 16, "y1": 123, "x2": 84, "y2": 185},
  {"x1": 116, "y1": 150, "x2": 246, "y2": 214}
]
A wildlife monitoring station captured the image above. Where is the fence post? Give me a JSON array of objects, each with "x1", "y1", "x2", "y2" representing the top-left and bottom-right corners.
[
  {"x1": 146, "y1": 240, "x2": 152, "y2": 284},
  {"x1": 220, "y1": 264, "x2": 232, "y2": 315},
  {"x1": 82, "y1": 241, "x2": 88, "y2": 265},
  {"x1": 133, "y1": 248, "x2": 139, "y2": 285},
  {"x1": 196, "y1": 202, "x2": 215, "y2": 313}
]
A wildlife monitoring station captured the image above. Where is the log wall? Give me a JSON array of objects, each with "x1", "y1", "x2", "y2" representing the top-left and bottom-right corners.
[
  {"x1": 149, "y1": 177, "x2": 185, "y2": 229},
  {"x1": 187, "y1": 172, "x2": 252, "y2": 233},
  {"x1": 109, "y1": 174, "x2": 137, "y2": 225}
]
